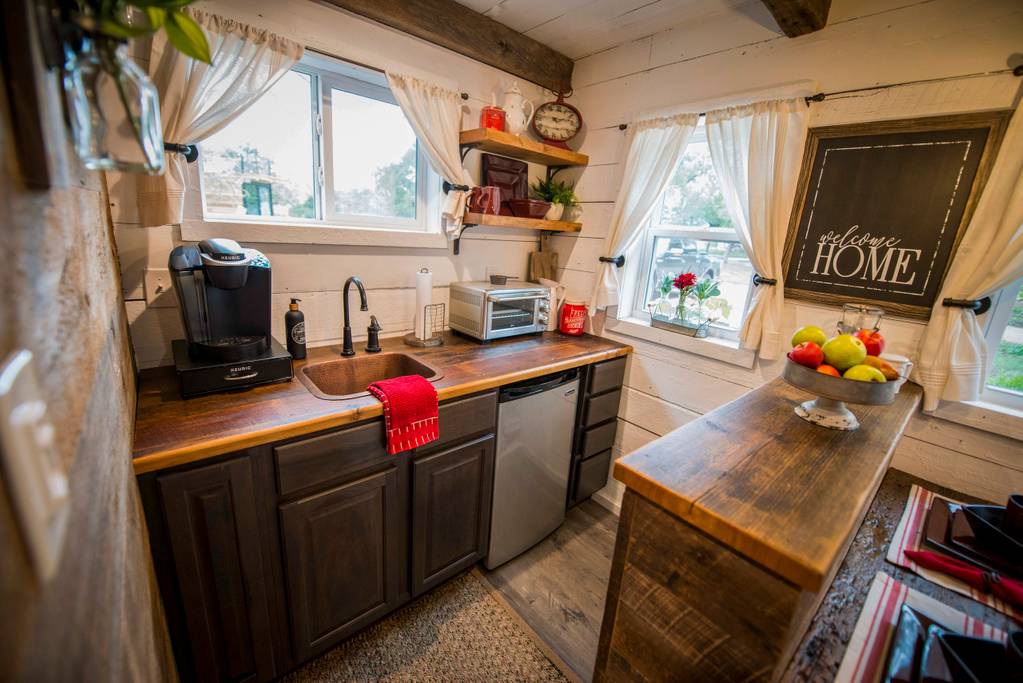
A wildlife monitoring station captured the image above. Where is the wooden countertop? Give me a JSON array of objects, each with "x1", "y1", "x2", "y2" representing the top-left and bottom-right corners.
[
  {"x1": 613, "y1": 378, "x2": 922, "y2": 591},
  {"x1": 133, "y1": 331, "x2": 630, "y2": 475}
]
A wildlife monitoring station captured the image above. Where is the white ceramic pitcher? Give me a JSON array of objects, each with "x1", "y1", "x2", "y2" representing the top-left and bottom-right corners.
[{"x1": 503, "y1": 82, "x2": 534, "y2": 136}]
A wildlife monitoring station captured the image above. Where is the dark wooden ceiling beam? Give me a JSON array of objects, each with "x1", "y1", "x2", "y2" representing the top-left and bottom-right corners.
[
  {"x1": 319, "y1": 0, "x2": 574, "y2": 94},
  {"x1": 761, "y1": 0, "x2": 832, "y2": 37}
]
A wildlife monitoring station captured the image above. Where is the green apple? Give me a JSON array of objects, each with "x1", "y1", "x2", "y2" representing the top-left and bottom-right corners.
[
  {"x1": 791, "y1": 325, "x2": 827, "y2": 348},
  {"x1": 843, "y1": 364, "x2": 887, "y2": 383},
  {"x1": 822, "y1": 334, "x2": 867, "y2": 371}
]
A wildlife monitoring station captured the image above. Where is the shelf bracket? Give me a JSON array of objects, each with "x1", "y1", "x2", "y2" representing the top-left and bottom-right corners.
[
  {"x1": 453, "y1": 221, "x2": 477, "y2": 255},
  {"x1": 546, "y1": 165, "x2": 568, "y2": 182},
  {"x1": 459, "y1": 143, "x2": 479, "y2": 163}
]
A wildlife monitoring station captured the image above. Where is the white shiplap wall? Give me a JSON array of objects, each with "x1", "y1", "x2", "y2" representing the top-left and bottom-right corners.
[
  {"x1": 112, "y1": 0, "x2": 555, "y2": 369},
  {"x1": 552, "y1": 0, "x2": 1023, "y2": 511}
]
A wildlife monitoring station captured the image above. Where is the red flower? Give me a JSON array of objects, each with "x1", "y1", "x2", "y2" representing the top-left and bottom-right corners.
[{"x1": 673, "y1": 272, "x2": 697, "y2": 290}]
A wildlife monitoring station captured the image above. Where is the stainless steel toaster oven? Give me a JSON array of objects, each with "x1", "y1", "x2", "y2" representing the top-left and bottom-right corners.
[{"x1": 448, "y1": 281, "x2": 551, "y2": 341}]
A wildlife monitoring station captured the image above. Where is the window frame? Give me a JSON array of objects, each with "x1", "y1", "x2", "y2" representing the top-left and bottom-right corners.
[
  {"x1": 621, "y1": 121, "x2": 754, "y2": 342},
  {"x1": 319, "y1": 70, "x2": 434, "y2": 230},
  {"x1": 195, "y1": 53, "x2": 440, "y2": 235},
  {"x1": 980, "y1": 277, "x2": 1023, "y2": 412}
]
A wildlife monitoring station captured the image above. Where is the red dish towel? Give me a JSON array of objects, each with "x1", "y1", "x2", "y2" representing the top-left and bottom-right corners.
[
  {"x1": 367, "y1": 375, "x2": 439, "y2": 454},
  {"x1": 904, "y1": 549, "x2": 1023, "y2": 610}
]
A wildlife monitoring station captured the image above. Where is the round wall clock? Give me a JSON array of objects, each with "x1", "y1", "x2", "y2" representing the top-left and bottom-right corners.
[{"x1": 532, "y1": 93, "x2": 582, "y2": 149}]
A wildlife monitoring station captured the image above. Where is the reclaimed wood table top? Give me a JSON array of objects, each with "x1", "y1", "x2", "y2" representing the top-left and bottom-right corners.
[
  {"x1": 614, "y1": 378, "x2": 923, "y2": 591},
  {"x1": 133, "y1": 331, "x2": 630, "y2": 475}
]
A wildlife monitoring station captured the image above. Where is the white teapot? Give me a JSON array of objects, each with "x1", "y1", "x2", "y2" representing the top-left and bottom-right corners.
[{"x1": 503, "y1": 82, "x2": 534, "y2": 136}]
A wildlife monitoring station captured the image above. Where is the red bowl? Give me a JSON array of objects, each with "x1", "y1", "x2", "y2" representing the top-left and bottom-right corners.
[{"x1": 507, "y1": 199, "x2": 551, "y2": 219}]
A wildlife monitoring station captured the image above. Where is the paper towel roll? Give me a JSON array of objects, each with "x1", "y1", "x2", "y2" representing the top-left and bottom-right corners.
[{"x1": 414, "y1": 268, "x2": 432, "y2": 340}]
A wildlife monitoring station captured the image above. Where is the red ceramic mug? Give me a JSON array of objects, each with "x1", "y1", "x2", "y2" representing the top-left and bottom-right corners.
[{"x1": 467, "y1": 186, "x2": 501, "y2": 215}]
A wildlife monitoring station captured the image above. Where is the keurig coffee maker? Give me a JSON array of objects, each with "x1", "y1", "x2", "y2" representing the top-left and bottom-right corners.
[{"x1": 169, "y1": 238, "x2": 292, "y2": 397}]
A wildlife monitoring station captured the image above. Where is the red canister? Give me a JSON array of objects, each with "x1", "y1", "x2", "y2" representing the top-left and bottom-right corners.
[
  {"x1": 559, "y1": 299, "x2": 587, "y2": 335},
  {"x1": 480, "y1": 105, "x2": 506, "y2": 131}
]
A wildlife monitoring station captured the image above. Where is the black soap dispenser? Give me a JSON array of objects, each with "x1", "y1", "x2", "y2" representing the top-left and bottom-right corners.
[
  {"x1": 285, "y1": 298, "x2": 306, "y2": 359},
  {"x1": 366, "y1": 316, "x2": 382, "y2": 353}
]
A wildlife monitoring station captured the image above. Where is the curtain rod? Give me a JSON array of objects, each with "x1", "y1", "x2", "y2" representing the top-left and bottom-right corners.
[
  {"x1": 304, "y1": 47, "x2": 468, "y2": 99},
  {"x1": 613, "y1": 65, "x2": 1021, "y2": 130}
]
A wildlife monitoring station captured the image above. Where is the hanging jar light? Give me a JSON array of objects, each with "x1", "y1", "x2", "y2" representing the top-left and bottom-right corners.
[{"x1": 61, "y1": 14, "x2": 165, "y2": 174}]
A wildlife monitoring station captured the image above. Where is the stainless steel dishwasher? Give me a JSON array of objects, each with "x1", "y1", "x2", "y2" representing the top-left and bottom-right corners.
[{"x1": 485, "y1": 368, "x2": 580, "y2": 569}]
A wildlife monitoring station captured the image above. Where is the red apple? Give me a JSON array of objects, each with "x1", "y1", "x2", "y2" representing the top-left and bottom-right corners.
[
  {"x1": 816, "y1": 364, "x2": 840, "y2": 377},
  {"x1": 788, "y1": 341, "x2": 824, "y2": 369},
  {"x1": 855, "y1": 329, "x2": 886, "y2": 357}
]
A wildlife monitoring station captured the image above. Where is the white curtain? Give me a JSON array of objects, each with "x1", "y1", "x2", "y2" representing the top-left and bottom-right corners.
[
  {"x1": 386, "y1": 73, "x2": 472, "y2": 238},
  {"x1": 137, "y1": 9, "x2": 303, "y2": 227},
  {"x1": 705, "y1": 98, "x2": 808, "y2": 360},
  {"x1": 916, "y1": 108, "x2": 1023, "y2": 411},
  {"x1": 590, "y1": 113, "x2": 700, "y2": 312}
]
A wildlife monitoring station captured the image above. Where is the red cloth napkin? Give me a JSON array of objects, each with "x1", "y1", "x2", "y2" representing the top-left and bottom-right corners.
[
  {"x1": 905, "y1": 549, "x2": 1023, "y2": 610},
  {"x1": 367, "y1": 375, "x2": 439, "y2": 454}
]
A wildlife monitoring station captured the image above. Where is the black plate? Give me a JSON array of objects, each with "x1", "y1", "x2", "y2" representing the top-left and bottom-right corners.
[
  {"x1": 923, "y1": 499, "x2": 1004, "y2": 574},
  {"x1": 920, "y1": 625, "x2": 954, "y2": 682},
  {"x1": 937, "y1": 632, "x2": 1009, "y2": 683},
  {"x1": 883, "y1": 604, "x2": 946, "y2": 683},
  {"x1": 949, "y1": 510, "x2": 1023, "y2": 579},
  {"x1": 962, "y1": 505, "x2": 1023, "y2": 566}
]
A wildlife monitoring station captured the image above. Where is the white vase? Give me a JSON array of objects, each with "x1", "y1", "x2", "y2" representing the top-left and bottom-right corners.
[{"x1": 545, "y1": 202, "x2": 564, "y2": 221}]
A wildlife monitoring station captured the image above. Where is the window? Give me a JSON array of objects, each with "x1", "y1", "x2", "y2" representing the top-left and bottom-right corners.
[
  {"x1": 628, "y1": 119, "x2": 753, "y2": 339},
  {"x1": 983, "y1": 278, "x2": 1023, "y2": 410},
  {"x1": 198, "y1": 53, "x2": 436, "y2": 231}
]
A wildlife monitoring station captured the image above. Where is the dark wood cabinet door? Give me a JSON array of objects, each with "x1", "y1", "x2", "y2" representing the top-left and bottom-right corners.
[
  {"x1": 279, "y1": 468, "x2": 401, "y2": 661},
  {"x1": 158, "y1": 457, "x2": 276, "y2": 683},
  {"x1": 411, "y1": 435, "x2": 495, "y2": 595}
]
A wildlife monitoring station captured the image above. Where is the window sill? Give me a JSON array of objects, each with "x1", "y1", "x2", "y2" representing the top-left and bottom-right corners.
[
  {"x1": 926, "y1": 399, "x2": 1023, "y2": 442},
  {"x1": 604, "y1": 315, "x2": 756, "y2": 369},
  {"x1": 181, "y1": 218, "x2": 450, "y2": 249}
]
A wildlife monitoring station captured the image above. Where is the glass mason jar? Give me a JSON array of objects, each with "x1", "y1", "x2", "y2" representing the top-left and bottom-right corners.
[
  {"x1": 63, "y1": 35, "x2": 164, "y2": 174},
  {"x1": 837, "y1": 303, "x2": 885, "y2": 335}
]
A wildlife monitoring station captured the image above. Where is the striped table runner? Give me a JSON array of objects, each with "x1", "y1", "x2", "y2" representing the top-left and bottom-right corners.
[
  {"x1": 835, "y1": 572, "x2": 1006, "y2": 683},
  {"x1": 886, "y1": 484, "x2": 1022, "y2": 621}
]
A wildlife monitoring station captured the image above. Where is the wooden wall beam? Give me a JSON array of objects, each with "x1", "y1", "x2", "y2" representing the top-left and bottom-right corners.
[
  {"x1": 760, "y1": 0, "x2": 832, "y2": 37},
  {"x1": 319, "y1": 0, "x2": 574, "y2": 94}
]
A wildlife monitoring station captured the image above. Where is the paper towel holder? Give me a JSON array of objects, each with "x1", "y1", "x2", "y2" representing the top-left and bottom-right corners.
[{"x1": 403, "y1": 303, "x2": 445, "y2": 348}]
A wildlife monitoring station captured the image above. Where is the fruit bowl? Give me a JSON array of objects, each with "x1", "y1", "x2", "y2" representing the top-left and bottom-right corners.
[{"x1": 782, "y1": 358, "x2": 898, "y2": 431}]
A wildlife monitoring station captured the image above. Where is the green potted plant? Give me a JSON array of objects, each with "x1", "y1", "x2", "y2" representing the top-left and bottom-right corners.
[{"x1": 529, "y1": 178, "x2": 577, "y2": 221}]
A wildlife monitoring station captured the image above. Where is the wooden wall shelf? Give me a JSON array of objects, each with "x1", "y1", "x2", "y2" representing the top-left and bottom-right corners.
[
  {"x1": 463, "y1": 212, "x2": 582, "y2": 232},
  {"x1": 460, "y1": 128, "x2": 588, "y2": 167}
]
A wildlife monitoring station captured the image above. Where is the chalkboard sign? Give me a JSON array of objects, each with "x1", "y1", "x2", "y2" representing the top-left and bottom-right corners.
[{"x1": 782, "y1": 112, "x2": 1009, "y2": 320}]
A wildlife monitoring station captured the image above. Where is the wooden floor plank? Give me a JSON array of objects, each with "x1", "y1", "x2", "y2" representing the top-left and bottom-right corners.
[{"x1": 482, "y1": 500, "x2": 617, "y2": 682}]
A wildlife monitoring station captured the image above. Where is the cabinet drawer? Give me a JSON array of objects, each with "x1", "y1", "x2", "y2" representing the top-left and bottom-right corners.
[
  {"x1": 581, "y1": 420, "x2": 617, "y2": 458},
  {"x1": 421, "y1": 391, "x2": 497, "y2": 454},
  {"x1": 588, "y1": 357, "x2": 626, "y2": 395},
  {"x1": 573, "y1": 449, "x2": 612, "y2": 502},
  {"x1": 583, "y1": 389, "x2": 622, "y2": 427},
  {"x1": 274, "y1": 420, "x2": 389, "y2": 496}
]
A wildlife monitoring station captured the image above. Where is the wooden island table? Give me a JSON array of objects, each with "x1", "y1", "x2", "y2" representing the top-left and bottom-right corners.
[{"x1": 594, "y1": 377, "x2": 926, "y2": 681}]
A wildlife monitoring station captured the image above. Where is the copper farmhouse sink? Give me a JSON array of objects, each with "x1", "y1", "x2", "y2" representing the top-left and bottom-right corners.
[{"x1": 298, "y1": 352, "x2": 443, "y2": 400}]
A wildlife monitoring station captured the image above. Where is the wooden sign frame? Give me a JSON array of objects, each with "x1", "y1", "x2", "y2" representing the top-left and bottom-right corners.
[{"x1": 781, "y1": 111, "x2": 1010, "y2": 320}]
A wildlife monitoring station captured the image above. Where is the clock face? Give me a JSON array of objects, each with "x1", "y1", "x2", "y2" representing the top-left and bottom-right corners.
[{"x1": 533, "y1": 102, "x2": 581, "y2": 142}]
